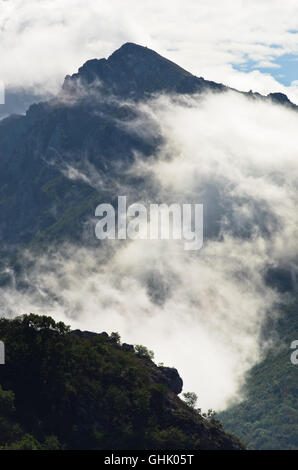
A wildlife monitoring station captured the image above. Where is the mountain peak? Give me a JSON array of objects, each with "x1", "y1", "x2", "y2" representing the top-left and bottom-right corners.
[
  {"x1": 108, "y1": 42, "x2": 172, "y2": 63},
  {"x1": 63, "y1": 43, "x2": 223, "y2": 98},
  {"x1": 109, "y1": 42, "x2": 154, "y2": 56}
]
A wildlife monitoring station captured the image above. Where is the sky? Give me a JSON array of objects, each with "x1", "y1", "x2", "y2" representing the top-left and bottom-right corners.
[{"x1": 1, "y1": 0, "x2": 298, "y2": 101}]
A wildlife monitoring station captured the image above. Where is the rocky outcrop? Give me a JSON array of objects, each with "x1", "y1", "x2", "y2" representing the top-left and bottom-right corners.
[
  {"x1": 157, "y1": 366, "x2": 183, "y2": 394},
  {"x1": 150, "y1": 365, "x2": 183, "y2": 395}
]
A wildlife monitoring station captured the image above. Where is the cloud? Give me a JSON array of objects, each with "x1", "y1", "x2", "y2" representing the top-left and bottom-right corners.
[
  {"x1": 1, "y1": 1, "x2": 298, "y2": 101},
  {"x1": 2, "y1": 90, "x2": 298, "y2": 411}
]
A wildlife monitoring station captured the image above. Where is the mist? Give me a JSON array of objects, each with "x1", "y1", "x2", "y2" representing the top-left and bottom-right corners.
[{"x1": 2, "y1": 90, "x2": 298, "y2": 411}]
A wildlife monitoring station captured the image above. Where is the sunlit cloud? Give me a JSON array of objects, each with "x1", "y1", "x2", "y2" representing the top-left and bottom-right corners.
[{"x1": 1, "y1": 0, "x2": 298, "y2": 101}]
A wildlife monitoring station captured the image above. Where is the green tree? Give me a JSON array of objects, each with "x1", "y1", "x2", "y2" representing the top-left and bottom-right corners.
[
  {"x1": 183, "y1": 392, "x2": 198, "y2": 409},
  {"x1": 134, "y1": 345, "x2": 154, "y2": 360},
  {"x1": 110, "y1": 332, "x2": 121, "y2": 344}
]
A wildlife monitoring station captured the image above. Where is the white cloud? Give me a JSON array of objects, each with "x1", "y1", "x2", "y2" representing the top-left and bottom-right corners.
[
  {"x1": 2, "y1": 90, "x2": 298, "y2": 411},
  {"x1": 1, "y1": 0, "x2": 298, "y2": 100},
  {"x1": 253, "y1": 61, "x2": 281, "y2": 69}
]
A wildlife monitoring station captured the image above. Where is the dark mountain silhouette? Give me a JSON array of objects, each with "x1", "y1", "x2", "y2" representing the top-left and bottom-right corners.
[
  {"x1": 0, "y1": 43, "x2": 294, "y2": 249},
  {"x1": 63, "y1": 42, "x2": 225, "y2": 98},
  {"x1": 0, "y1": 314, "x2": 243, "y2": 450}
]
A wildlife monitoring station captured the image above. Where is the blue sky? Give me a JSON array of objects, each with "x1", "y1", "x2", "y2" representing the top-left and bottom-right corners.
[{"x1": 234, "y1": 52, "x2": 298, "y2": 87}]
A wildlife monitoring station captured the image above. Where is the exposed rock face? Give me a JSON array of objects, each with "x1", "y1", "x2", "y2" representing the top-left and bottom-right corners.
[
  {"x1": 158, "y1": 366, "x2": 183, "y2": 395},
  {"x1": 150, "y1": 366, "x2": 183, "y2": 395}
]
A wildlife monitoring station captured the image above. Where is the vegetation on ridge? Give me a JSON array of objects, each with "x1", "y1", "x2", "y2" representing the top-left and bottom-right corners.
[
  {"x1": 0, "y1": 314, "x2": 243, "y2": 450},
  {"x1": 220, "y1": 300, "x2": 298, "y2": 450}
]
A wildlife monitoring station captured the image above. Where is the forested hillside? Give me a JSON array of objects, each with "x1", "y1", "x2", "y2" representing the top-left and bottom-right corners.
[
  {"x1": 220, "y1": 300, "x2": 298, "y2": 449},
  {"x1": 0, "y1": 314, "x2": 243, "y2": 450}
]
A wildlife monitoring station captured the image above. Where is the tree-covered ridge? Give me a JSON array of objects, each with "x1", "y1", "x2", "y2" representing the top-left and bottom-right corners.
[
  {"x1": 220, "y1": 300, "x2": 298, "y2": 449},
  {"x1": 0, "y1": 314, "x2": 243, "y2": 450}
]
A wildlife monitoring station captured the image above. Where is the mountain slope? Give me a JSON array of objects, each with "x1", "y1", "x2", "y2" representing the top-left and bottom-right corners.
[
  {"x1": 0, "y1": 43, "x2": 225, "y2": 249},
  {"x1": 0, "y1": 43, "x2": 294, "y2": 249},
  {"x1": 219, "y1": 300, "x2": 298, "y2": 449},
  {"x1": 0, "y1": 314, "x2": 243, "y2": 450}
]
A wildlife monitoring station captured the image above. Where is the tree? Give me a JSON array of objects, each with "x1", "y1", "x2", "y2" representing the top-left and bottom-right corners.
[
  {"x1": 134, "y1": 345, "x2": 154, "y2": 360},
  {"x1": 110, "y1": 332, "x2": 121, "y2": 344},
  {"x1": 182, "y1": 392, "x2": 198, "y2": 409},
  {"x1": 18, "y1": 314, "x2": 70, "y2": 335}
]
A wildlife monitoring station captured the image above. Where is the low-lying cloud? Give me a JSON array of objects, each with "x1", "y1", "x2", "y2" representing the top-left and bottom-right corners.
[{"x1": 2, "y1": 90, "x2": 298, "y2": 411}]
